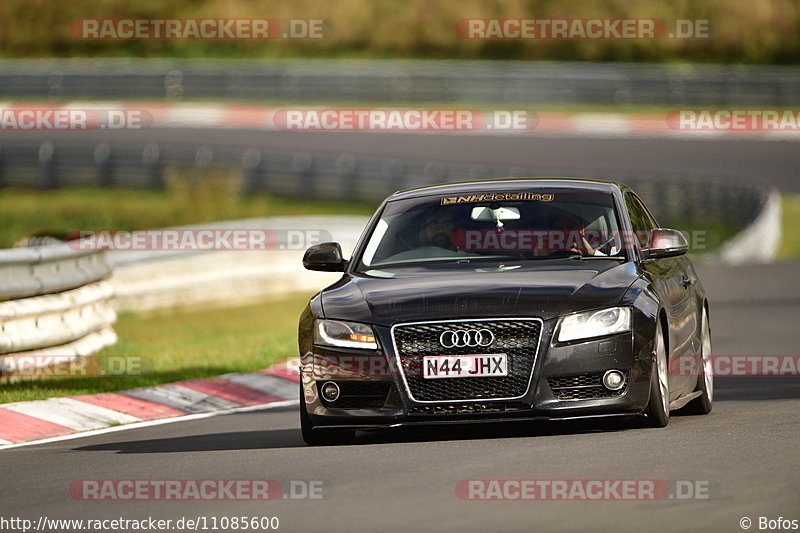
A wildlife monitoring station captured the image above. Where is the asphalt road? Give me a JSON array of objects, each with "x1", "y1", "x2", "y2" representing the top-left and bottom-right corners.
[{"x1": 1, "y1": 131, "x2": 798, "y2": 533}]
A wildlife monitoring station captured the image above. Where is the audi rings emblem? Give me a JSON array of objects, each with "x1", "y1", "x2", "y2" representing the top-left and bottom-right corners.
[{"x1": 439, "y1": 329, "x2": 495, "y2": 348}]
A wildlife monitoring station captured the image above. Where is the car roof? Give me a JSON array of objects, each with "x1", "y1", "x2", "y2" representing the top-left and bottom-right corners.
[{"x1": 388, "y1": 177, "x2": 625, "y2": 201}]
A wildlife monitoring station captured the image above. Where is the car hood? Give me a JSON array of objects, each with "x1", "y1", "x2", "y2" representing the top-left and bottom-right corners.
[{"x1": 319, "y1": 261, "x2": 640, "y2": 326}]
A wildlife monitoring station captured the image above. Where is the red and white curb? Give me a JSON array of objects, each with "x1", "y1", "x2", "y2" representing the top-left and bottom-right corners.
[
  {"x1": 2, "y1": 101, "x2": 799, "y2": 140},
  {"x1": 0, "y1": 359, "x2": 300, "y2": 448}
]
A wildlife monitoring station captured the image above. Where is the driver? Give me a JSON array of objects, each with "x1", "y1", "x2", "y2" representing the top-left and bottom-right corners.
[{"x1": 420, "y1": 208, "x2": 457, "y2": 250}]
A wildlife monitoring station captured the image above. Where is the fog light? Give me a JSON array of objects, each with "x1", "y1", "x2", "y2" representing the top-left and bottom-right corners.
[
  {"x1": 602, "y1": 370, "x2": 626, "y2": 391},
  {"x1": 321, "y1": 381, "x2": 340, "y2": 402}
]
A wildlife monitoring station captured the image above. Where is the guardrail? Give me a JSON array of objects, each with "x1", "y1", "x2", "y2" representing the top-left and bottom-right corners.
[
  {"x1": 106, "y1": 216, "x2": 366, "y2": 312},
  {"x1": 0, "y1": 245, "x2": 112, "y2": 299},
  {"x1": 0, "y1": 245, "x2": 116, "y2": 377},
  {"x1": 0, "y1": 59, "x2": 798, "y2": 105}
]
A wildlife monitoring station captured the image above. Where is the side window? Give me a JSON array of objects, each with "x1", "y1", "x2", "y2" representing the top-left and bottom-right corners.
[{"x1": 624, "y1": 192, "x2": 656, "y2": 248}]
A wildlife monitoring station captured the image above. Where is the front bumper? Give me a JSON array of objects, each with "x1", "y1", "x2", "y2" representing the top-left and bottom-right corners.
[{"x1": 301, "y1": 318, "x2": 655, "y2": 428}]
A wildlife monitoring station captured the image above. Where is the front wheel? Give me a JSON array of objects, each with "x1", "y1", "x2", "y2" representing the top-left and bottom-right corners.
[
  {"x1": 300, "y1": 383, "x2": 355, "y2": 446},
  {"x1": 682, "y1": 307, "x2": 713, "y2": 415},
  {"x1": 643, "y1": 319, "x2": 670, "y2": 428}
]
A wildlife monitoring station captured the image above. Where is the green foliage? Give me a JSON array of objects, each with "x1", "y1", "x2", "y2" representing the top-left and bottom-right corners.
[
  {"x1": 778, "y1": 195, "x2": 800, "y2": 260},
  {"x1": 1, "y1": 0, "x2": 798, "y2": 63},
  {"x1": 0, "y1": 169, "x2": 375, "y2": 248}
]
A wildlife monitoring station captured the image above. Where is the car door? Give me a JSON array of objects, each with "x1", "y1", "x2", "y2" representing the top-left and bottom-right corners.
[{"x1": 624, "y1": 192, "x2": 693, "y2": 399}]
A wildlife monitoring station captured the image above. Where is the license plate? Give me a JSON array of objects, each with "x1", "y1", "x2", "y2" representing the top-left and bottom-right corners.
[{"x1": 422, "y1": 354, "x2": 507, "y2": 379}]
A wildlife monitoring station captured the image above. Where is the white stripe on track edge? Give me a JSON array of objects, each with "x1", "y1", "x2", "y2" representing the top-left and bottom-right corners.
[
  {"x1": 219, "y1": 373, "x2": 297, "y2": 400},
  {"x1": 3, "y1": 397, "x2": 140, "y2": 431},
  {"x1": 123, "y1": 384, "x2": 241, "y2": 412},
  {"x1": 0, "y1": 399, "x2": 298, "y2": 451}
]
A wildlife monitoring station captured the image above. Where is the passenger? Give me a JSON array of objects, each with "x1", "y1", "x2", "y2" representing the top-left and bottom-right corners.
[{"x1": 549, "y1": 211, "x2": 605, "y2": 256}]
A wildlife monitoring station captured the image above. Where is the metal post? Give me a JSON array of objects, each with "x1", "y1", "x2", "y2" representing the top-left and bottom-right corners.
[
  {"x1": 38, "y1": 141, "x2": 57, "y2": 189},
  {"x1": 242, "y1": 148, "x2": 263, "y2": 194},
  {"x1": 292, "y1": 152, "x2": 313, "y2": 197},
  {"x1": 94, "y1": 143, "x2": 113, "y2": 187},
  {"x1": 143, "y1": 143, "x2": 162, "y2": 189}
]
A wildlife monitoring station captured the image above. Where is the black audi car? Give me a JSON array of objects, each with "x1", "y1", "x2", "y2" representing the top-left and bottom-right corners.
[{"x1": 298, "y1": 178, "x2": 713, "y2": 445}]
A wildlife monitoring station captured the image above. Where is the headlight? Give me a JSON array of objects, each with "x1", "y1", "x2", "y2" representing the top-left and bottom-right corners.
[
  {"x1": 557, "y1": 307, "x2": 632, "y2": 342},
  {"x1": 314, "y1": 319, "x2": 378, "y2": 349}
]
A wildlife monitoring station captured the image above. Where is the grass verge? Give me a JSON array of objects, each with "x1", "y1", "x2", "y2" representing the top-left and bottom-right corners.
[
  {"x1": 0, "y1": 293, "x2": 311, "y2": 404},
  {"x1": 777, "y1": 194, "x2": 800, "y2": 260},
  {"x1": 0, "y1": 168, "x2": 375, "y2": 249}
]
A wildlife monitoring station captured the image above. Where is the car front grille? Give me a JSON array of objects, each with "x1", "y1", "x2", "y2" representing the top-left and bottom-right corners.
[
  {"x1": 391, "y1": 319, "x2": 542, "y2": 402},
  {"x1": 547, "y1": 372, "x2": 628, "y2": 401}
]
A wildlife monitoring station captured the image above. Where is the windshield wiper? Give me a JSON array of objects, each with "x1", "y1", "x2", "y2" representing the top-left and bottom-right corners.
[{"x1": 568, "y1": 253, "x2": 627, "y2": 261}]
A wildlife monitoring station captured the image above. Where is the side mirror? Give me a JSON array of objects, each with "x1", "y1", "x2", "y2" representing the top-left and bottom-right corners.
[
  {"x1": 641, "y1": 228, "x2": 689, "y2": 259},
  {"x1": 303, "y1": 242, "x2": 347, "y2": 272}
]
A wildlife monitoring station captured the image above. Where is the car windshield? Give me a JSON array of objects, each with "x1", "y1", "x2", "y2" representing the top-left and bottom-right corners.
[{"x1": 357, "y1": 188, "x2": 628, "y2": 270}]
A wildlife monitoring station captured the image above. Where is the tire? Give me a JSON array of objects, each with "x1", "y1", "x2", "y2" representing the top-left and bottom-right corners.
[
  {"x1": 682, "y1": 307, "x2": 713, "y2": 415},
  {"x1": 644, "y1": 318, "x2": 670, "y2": 428},
  {"x1": 299, "y1": 383, "x2": 355, "y2": 446}
]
